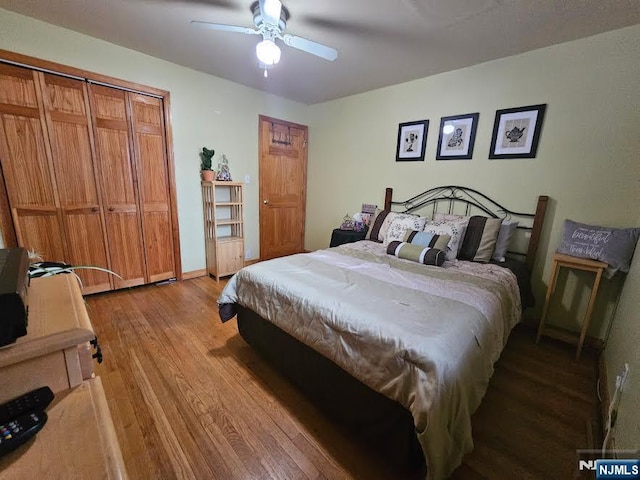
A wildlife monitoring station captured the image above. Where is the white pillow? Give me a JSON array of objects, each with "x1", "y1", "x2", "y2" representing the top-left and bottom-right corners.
[
  {"x1": 432, "y1": 213, "x2": 470, "y2": 257},
  {"x1": 423, "y1": 219, "x2": 467, "y2": 261},
  {"x1": 433, "y1": 212, "x2": 470, "y2": 223},
  {"x1": 384, "y1": 216, "x2": 428, "y2": 246}
]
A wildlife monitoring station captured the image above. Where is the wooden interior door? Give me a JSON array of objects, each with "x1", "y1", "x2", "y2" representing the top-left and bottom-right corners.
[
  {"x1": 0, "y1": 64, "x2": 66, "y2": 261},
  {"x1": 259, "y1": 115, "x2": 308, "y2": 260},
  {"x1": 128, "y1": 93, "x2": 175, "y2": 283},
  {"x1": 89, "y1": 84, "x2": 147, "y2": 288},
  {"x1": 40, "y1": 74, "x2": 111, "y2": 294}
]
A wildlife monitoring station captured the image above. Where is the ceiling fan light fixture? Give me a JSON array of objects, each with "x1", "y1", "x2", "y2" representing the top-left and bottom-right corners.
[{"x1": 256, "y1": 39, "x2": 281, "y2": 65}]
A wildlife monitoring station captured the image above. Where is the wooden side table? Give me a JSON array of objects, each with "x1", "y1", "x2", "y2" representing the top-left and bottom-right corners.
[{"x1": 536, "y1": 253, "x2": 608, "y2": 359}]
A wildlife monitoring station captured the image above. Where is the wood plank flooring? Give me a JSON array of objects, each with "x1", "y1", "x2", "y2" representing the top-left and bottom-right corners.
[{"x1": 86, "y1": 276, "x2": 601, "y2": 479}]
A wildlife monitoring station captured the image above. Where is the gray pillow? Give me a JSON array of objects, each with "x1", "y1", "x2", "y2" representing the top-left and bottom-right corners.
[
  {"x1": 556, "y1": 219, "x2": 640, "y2": 276},
  {"x1": 492, "y1": 220, "x2": 519, "y2": 263}
]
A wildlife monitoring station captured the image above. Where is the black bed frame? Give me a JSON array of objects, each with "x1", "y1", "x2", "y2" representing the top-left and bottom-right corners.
[
  {"x1": 237, "y1": 186, "x2": 549, "y2": 476},
  {"x1": 384, "y1": 186, "x2": 548, "y2": 271}
]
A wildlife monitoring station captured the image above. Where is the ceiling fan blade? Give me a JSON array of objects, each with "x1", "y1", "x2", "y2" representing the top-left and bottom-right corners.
[
  {"x1": 258, "y1": 0, "x2": 282, "y2": 26},
  {"x1": 190, "y1": 21, "x2": 260, "y2": 35},
  {"x1": 281, "y1": 34, "x2": 338, "y2": 61},
  {"x1": 134, "y1": 0, "x2": 241, "y2": 10}
]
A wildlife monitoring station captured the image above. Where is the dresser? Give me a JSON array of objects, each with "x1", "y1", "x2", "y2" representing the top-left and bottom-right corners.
[
  {"x1": 0, "y1": 274, "x2": 127, "y2": 478},
  {"x1": 0, "y1": 275, "x2": 97, "y2": 404}
]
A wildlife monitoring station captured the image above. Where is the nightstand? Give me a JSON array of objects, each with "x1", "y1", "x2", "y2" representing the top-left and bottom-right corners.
[
  {"x1": 330, "y1": 228, "x2": 367, "y2": 247},
  {"x1": 536, "y1": 253, "x2": 608, "y2": 359}
]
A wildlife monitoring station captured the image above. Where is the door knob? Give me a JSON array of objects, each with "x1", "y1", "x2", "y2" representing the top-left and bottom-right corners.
[{"x1": 263, "y1": 200, "x2": 269, "y2": 204}]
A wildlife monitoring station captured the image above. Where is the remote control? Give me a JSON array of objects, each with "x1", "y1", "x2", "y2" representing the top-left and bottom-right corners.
[
  {"x1": 0, "y1": 411, "x2": 48, "y2": 456},
  {"x1": 0, "y1": 387, "x2": 54, "y2": 424}
]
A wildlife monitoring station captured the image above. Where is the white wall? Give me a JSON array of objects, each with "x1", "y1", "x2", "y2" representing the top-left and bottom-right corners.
[
  {"x1": 604, "y1": 226, "x2": 640, "y2": 452},
  {"x1": 307, "y1": 25, "x2": 640, "y2": 337},
  {"x1": 0, "y1": 8, "x2": 309, "y2": 273}
]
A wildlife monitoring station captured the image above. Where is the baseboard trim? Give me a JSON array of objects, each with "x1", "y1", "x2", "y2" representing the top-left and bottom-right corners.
[
  {"x1": 182, "y1": 269, "x2": 207, "y2": 279},
  {"x1": 184, "y1": 261, "x2": 260, "y2": 279}
]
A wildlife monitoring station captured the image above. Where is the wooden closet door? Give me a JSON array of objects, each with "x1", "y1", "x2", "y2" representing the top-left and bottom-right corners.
[
  {"x1": 40, "y1": 74, "x2": 111, "y2": 294},
  {"x1": 0, "y1": 64, "x2": 66, "y2": 261},
  {"x1": 128, "y1": 93, "x2": 175, "y2": 282},
  {"x1": 89, "y1": 85, "x2": 146, "y2": 288}
]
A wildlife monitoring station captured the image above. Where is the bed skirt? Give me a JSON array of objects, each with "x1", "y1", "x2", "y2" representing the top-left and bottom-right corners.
[{"x1": 236, "y1": 304, "x2": 426, "y2": 477}]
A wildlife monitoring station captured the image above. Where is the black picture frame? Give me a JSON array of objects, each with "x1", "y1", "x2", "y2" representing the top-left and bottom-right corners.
[
  {"x1": 395, "y1": 120, "x2": 429, "y2": 162},
  {"x1": 436, "y1": 112, "x2": 479, "y2": 160},
  {"x1": 489, "y1": 104, "x2": 547, "y2": 159}
]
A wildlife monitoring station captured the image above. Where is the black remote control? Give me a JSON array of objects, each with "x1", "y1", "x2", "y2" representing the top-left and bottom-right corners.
[
  {"x1": 0, "y1": 387, "x2": 54, "y2": 424},
  {"x1": 0, "y1": 411, "x2": 48, "y2": 456}
]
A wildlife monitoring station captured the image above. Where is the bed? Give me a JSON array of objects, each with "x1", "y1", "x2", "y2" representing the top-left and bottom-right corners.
[{"x1": 218, "y1": 186, "x2": 548, "y2": 479}]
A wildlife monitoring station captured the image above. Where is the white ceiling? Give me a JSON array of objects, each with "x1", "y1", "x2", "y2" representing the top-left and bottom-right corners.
[{"x1": 1, "y1": 0, "x2": 639, "y2": 104}]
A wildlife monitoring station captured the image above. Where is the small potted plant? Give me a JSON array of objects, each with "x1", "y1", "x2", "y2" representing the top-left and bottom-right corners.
[{"x1": 200, "y1": 147, "x2": 215, "y2": 181}]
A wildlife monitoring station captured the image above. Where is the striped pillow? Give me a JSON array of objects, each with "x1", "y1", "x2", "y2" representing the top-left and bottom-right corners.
[
  {"x1": 387, "y1": 241, "x2": 446, "y2": 266},
  {"x1": 403, "y1": 230, "x2": 451, "y2": 251},
  {"x1": 434, "y1": 213, "x2": 519, "y2": 262},
  {"x1": 458, "y1": 216, "x2": 502, "y2": 262},
  {"x1": 365, "y1": 209, "x2": 391, "y2": 242}
]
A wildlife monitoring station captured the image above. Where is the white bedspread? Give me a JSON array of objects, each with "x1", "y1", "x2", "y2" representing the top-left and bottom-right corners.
[{"x1": 218, "y1": 241, "x2": 521, "y2": 479}]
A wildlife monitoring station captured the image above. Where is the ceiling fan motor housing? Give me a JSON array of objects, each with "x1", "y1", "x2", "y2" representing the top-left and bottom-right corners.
[{"x1": 251, "y1": 1, "x2": 289, "y2": 32}]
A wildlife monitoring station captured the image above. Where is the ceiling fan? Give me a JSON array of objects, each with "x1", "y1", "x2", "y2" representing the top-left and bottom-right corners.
[{"x1": 191, "y1": 0, "x2": 338, "y2": 76}]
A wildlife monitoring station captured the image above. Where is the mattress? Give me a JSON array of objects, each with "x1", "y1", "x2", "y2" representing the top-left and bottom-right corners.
[{"x1": 218, "y1": 240, "x2": 523, "y2": 479}]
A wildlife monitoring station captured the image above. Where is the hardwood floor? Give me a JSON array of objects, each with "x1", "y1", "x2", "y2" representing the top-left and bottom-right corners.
[{"x1": 86, "y1": 276, "x2": 601, "y2": 479}]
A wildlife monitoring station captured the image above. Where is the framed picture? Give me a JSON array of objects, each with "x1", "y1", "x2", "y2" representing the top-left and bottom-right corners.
[
  {"x1": 489, "y1": 104, "x2": 547, "y2": 159},
  {"x1": 436, "y1": 113, "x2": 479, "y2": 160},
  {"x1": 396, "y1": 120, "x2": 429, "y2": 162}
]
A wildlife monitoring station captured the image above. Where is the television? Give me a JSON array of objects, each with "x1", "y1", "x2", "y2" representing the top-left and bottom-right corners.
[{"x1": 0, "y1": 248, "x2": 30, "y2": 347}]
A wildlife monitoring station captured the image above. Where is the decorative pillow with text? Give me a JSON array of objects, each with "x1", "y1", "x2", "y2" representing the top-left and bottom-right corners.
[{"x1": 556, "y1": 219, "x2": 640, "y2": 277}]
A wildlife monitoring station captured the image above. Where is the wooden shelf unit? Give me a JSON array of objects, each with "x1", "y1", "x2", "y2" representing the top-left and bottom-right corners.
[{"x1": 202, "y1": 181, "x2": 245, "y2": 281}]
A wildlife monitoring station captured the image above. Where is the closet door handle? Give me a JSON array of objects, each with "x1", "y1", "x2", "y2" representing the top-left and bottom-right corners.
[
  {"x1": 108, "y1": 207, "x2": 115, "y2": 212},
  {"x1": 91, "y1": 207, "x2": 99, "y2": 212}
]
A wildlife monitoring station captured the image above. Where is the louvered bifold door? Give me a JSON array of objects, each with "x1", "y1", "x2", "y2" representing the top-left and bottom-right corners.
[
  {"x1": 128, "y1": 93, "x2": 175, "y2": 283},
  {"x1": 39, "y1": 73, "x2": 112, "y2": 294},
  {"x1": 89, "y1": 84, "x2": 147, "y2": 288},
  {"x1": 0, "y1": 64, "x2": 67, "y2": 262}
]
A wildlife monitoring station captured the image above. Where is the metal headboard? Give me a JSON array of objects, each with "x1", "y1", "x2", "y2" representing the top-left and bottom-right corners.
[{"x1": 384, "y1": 186, "x2": 549, "y2": 271}]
